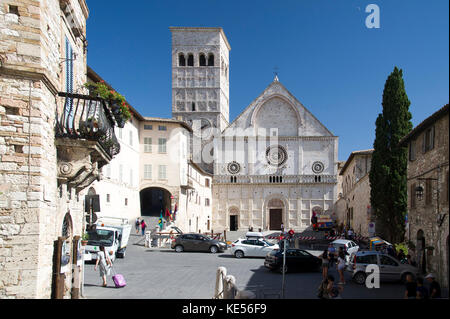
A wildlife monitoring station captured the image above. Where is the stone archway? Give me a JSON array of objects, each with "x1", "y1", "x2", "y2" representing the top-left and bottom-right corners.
[{"x1": 140, "y1": 187, "x2": 172, "y2": 218}]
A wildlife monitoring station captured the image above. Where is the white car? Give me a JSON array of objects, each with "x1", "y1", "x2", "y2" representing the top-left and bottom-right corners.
[
  {"x1": 330, "y1": 239, "x2": 359, "y2": 262},
  {"x1": 231, "y1": 238, "x2": 279, "y2": 258}
]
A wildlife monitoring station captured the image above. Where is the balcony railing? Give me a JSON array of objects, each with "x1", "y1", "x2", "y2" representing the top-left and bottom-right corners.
[{"x1": 55, "y1": 92, "x2": 120, "y2": 159}]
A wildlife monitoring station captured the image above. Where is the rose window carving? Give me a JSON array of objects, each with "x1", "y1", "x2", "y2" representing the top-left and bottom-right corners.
[
  {"x1": 312, "y1": 161, "x2": 325, "y2": 174},
  {"x1": 227, "y1": 161, "x2": 241, "y2": 175},
  {"x1": 266, "y1": 145, "x2": 288, "y2": 167}
]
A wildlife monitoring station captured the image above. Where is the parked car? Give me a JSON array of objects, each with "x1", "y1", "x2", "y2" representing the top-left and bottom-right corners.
[
  {"x1": 264, "y1": 249, "x2": 322, "y2": 273},
  {"x1": 349, "y1": 250, "x2": 420, "y2": 284},
  {"x1": 171, "y1": 233, "x2": 228, "y2": 253},
  {"x1": 330, "y1": 239, "x2": 359, "y2": 262},
  {"x1": 231, "y1": 238, "x2": 279, "y2": 258}
]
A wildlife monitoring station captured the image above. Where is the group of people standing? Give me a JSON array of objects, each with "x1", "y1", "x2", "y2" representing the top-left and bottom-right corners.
[
  {"x1": 135, "y1": 217, "x2": 147, "y2": 236},
  {"x1": 405, "y1": 273, "x2": 442, "y2": 299},
  {"x1": 317, "y1": 245, "x2": 349, "y2": 298}
]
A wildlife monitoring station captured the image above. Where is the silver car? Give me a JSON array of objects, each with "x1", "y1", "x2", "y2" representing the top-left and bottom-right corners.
[{"x1": 349, "y1": 250, "x2": 420, "y2": 284}]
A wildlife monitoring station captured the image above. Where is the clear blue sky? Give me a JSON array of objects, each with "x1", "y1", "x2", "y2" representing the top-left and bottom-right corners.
[{"x1": 85, "y1": 0, "x2": 449, "y2": 161}]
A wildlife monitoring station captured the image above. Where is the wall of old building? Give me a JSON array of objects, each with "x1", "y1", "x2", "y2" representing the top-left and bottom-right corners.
[
  {"x1": 0, "y1": 0, "x2": 89, "y2": 299},
  {"x1": 406, "y1": 111, "x2": 449, "y2": 288}
]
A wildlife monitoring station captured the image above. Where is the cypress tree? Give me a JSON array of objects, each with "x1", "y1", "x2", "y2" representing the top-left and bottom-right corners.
[{"x1": 369, "y1": 67, "x2": 413, "y2": 243}]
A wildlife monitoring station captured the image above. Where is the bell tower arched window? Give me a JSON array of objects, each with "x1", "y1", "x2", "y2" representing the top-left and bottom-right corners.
[
  {"x1": 199, "y1": 54, "x2": 206, "y2": 66},
  {"x1": 187, "y1": 54, "x2": 194, "y2": 66},
  {"x1": 208, "y1": 53, "x2": 214, "y2": 66},
  {"x1": 179, "y1": 54, "x2": 186, "y2": 66}
]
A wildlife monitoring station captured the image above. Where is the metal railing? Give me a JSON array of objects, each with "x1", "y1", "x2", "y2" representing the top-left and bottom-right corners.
[
  {"x1": 55, "y1": 92, "x2": 120, "y2": 158},
  {"x1": 213, "y1": 174, "x2": 337, "y2": 184}
]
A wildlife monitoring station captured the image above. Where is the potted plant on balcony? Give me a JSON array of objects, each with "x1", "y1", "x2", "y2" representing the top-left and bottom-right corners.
[{"x1": 84, "y1": 81, "x2": 132, "y2": 128}]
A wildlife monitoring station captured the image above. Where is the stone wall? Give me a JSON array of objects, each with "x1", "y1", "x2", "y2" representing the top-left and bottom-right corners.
[
  {"x1": 212, "y1": 184, "x2": 336, "y2": 232},
  {"x1": 406, "y1": 110, "x2": 449, "y2": 288},
  {"x1": 0, "y1": 0, "x2": 89, "y2": 299}
]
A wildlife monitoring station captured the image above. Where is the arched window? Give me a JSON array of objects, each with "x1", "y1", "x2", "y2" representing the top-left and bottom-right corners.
[
  {"x1": 199, "y1": 54, "x2": 206, "y2": 66},
  {"x1": 192, "y1": 103, "x2": 196, "y2": 111},
  {"x1": 208, "y1": 53, "x2": 214, "y2": 66},
  {"x1": 187, "y1": 54, "x2": 194, "y2": 66},
  {"x1": 179, "y1": 54, "x2": 186, "y2": 66}
]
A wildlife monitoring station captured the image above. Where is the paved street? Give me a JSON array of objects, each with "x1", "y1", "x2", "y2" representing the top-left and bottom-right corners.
[{"x1": 83, "y1": 233, "x2": 406, "y2": 299}]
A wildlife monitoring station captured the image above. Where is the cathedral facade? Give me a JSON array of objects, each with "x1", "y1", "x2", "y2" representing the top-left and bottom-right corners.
[{"x1": 170, "y1": 27, "x2": 339, "y2": 232}]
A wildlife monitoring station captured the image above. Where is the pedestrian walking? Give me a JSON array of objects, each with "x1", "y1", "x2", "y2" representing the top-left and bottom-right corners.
[
  {"x1": 135, "y1": 217, "x2": 140, "y2": 234},
  {"x1": 404, "y1": 274, "x2": 417, "y2": 299},
  {"x1": 425, "y1": 274, "x2": 441, "y2": 299},
  {"x1": 337, "y1": 251, "x2": 346, "y2": 284},
  {"x1": 328, "y1": 244, "x2": 336, "y2": 268},
  {"x1": 141, "y1": 219, "x2": 147, "y2": 236},
  {"x1": 94, "y1": 245, "x2": 112, "y2": 287},
  {"x1": 416, "y1": 277, "x2": 429, "y2": 299},
  {"x1": 320, "y1": 249, "x2": 330, "y2": 279}
]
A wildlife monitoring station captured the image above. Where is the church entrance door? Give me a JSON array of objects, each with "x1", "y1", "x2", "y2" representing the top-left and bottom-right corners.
[
  {"x1": 270, "y1": 209, "x2": 283, "y2": 230},
  {"x1": 230, "y1": 215, "x2": 238, "y2": 231}
]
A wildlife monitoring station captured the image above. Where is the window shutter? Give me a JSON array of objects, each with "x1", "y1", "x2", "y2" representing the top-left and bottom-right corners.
[
  {"x1": 422, "y1": 133, "x2": 427, "y2": 153},
  {"x1": 430, "y1": 126, "x2": 435, "y2": 150}
]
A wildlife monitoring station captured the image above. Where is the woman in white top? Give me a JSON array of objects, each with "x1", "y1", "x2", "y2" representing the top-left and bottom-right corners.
[
  {"x1": 94, "y1": 245, "x2": 112, "y2": 287},
  {"x1": 337, "y1": 251, "x2": 346, "y2": 284}
]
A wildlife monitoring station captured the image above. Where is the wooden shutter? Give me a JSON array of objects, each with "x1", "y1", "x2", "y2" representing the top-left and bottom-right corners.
[{"x1": 411, "y1": 183, "x2": 416, "y2": 209}]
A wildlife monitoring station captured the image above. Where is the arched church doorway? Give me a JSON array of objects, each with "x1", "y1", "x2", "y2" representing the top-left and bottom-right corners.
[
  {"x1": 140, "y1": 187, "x2": 172, "y2": 218},
  {"x1": 417, "y1": 230, "x2": 426, "y2": 274},
  {"x1": 268, "y1": 198, "x2": 284, "y2": 231}
]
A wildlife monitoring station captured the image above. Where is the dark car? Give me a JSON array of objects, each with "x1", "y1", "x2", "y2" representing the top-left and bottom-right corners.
[
  {"x1": 264, "y1": 249, "x2": 322, "y2": 273},
  {"x1": 171, "y1": 233, "x2": 228, "y2": 254}
]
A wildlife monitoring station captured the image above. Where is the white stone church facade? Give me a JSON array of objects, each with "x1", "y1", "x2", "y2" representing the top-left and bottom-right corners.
[{"x1": 170, "y1": 27, "x2": 339, "y2": 232}]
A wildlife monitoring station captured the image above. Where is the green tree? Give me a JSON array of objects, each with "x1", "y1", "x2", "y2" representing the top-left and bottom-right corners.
[{"x1": 369, "y1": 67, "x2": 413, "y2": 244}]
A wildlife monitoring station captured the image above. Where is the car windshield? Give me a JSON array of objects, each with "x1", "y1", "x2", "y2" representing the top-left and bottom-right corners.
[
  {"x1": 262, "y1": 240, "x2": 274, "y2": 246},
  {"x1": 87, "y1": 229, "x2": 114, "y2": 246}
]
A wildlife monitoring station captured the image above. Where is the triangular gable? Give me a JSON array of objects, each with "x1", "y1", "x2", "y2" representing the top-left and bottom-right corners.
[{"x1": 223, "y1": 79, "x2": 335, "y2": 137}]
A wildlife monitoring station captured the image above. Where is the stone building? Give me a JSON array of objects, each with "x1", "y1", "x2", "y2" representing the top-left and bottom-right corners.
[
  {"x1": 138, "y1": 117, "x2": 212, "y2": 233},
  {"x1": 170, "y1": 27, "x2": 231, "y2": 174},
  {"x1": 211, "y1": 76, "x2": 339, "y2": 232},
  {"x1": 169, "y1": 27, "x2": 339, "y2": 233},
  {"x1": 400, "y1": 104, "x2": 449, "y2": 288},
  {"x1": 86, "y1": 67, "x2": 142, "y2": 224},
  {"x1": 334, "y1": 150, "x2": 374, "y2": 237},
  {"x1": 0, "y1": 0, "x2": 123, "y2": 299}
]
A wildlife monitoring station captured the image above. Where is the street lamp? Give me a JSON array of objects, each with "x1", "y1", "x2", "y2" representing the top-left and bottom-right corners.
[{"x1": 415, "y1": 185, "x2": 424, "y2": 201}]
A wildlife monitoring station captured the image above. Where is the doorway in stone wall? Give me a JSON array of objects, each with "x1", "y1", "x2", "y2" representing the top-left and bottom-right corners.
[
  {"x1": 269, "y1": 209, "x2": 283, "y2": 230},
  {"x1": 230, "y1": 215, "x2": 239, "y2": 231},
  {"x1": 417, "y1": 230, "x2": 426, "y2": 274}
]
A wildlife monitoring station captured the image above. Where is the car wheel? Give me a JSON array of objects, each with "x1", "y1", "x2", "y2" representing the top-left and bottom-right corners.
[
  {"x1": 117, "y1": 248, "x2": 126, "y2": 259},
  {"x1": 353, "y1": 272, "x2": 366, "y2": 285},
  {"x1": 278, "y1": 264, "x2": 288, "y2": 274},
  {"x1": 234, "y1": 250, "x2": 244, "y2": 258},
  {"x1": 175, "y1": 245, "x2": 184, "y2": 253},
  {"x1": 210, "y1": 245, "x2": 218, "y2": 254}
]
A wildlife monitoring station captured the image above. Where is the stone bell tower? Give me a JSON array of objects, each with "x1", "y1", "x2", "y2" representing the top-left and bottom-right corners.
[
  {"x1": 170, "y1": 27, "x2": 230, "y2": 133},
  {"x1": 170, "y1": 27, "x2": 231, "y2": 173}
]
